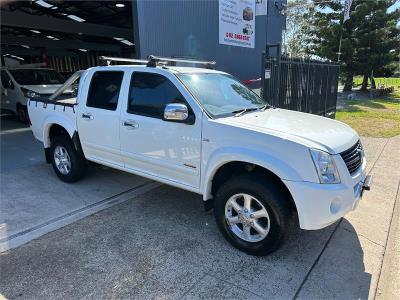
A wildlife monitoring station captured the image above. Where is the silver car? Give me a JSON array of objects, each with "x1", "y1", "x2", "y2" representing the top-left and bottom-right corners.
[{"x1": 0, "y1": 68, "x2": 66, "y2": 123}]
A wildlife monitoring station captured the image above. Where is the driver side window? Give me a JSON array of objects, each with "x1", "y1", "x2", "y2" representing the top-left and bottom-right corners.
[{"x1": 128, "y1": 72, "x2": 187, "y2": 119}]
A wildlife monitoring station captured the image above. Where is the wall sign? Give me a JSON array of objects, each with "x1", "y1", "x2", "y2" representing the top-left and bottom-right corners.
[
  {"x1": 219, "y1": 0, "x2": 255, "y2": 48},
  {"x1": 265, "y1": 69, "x2": 271, "y2": 79},
  {"x1": 255, "y1": 0, "x2": 267, "y2": 16}
]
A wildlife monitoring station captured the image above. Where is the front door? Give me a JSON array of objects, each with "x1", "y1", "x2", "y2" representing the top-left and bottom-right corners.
[
  {"x1": 77, "y1": 70, "x2": 125, "y2": 167},
  {"x1": 120, "y1": 71, "x2": 202, "y2": 189}
]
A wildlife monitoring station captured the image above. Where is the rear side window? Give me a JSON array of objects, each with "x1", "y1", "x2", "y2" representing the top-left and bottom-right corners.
[
  {"x1": 87, "y1": 71, "x2": 124, "y2": 111},
  {"x1": 128, "y1": 72, "x2": 185, "y2": 118}
]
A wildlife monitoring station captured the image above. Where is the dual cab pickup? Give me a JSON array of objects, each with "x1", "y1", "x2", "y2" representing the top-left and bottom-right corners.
[{"x1": 28, "y1": 57, "x2": 371, "y2": 255}]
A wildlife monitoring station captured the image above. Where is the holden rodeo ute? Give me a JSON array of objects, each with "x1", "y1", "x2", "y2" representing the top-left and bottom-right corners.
[{"x1": 28, "y1": 56, "x2": 372, "y2": 256}]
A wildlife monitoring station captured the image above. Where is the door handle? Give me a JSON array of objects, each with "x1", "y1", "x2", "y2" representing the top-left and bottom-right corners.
[
  {"x1": 82, "y1": 113, "x2": 93, "y2": 120},
  {"x1": 123, "y1": 120, "x2": 139, "y2": 129}
]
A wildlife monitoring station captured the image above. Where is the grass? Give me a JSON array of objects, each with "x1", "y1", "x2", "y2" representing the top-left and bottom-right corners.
[
  {"x1": 353, "y1": 76, "x2": 400, "y2": 88},
  {"x1": 336, "y1": 96, "x2": 400, "y2": 138}
]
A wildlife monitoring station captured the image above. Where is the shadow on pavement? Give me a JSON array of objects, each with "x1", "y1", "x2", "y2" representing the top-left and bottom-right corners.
[
  {"x1": 0, "y1": 184, "x2": 372, "y2": 299},
  {"x1": 297, "y1": 218, "x2": 371, "y2": 299},
  {"x1": 0, "y1": 112, "x2": 27, "y2": 131}
]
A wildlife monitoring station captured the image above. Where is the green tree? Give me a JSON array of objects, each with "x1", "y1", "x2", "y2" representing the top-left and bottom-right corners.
[
  {"x1": 283, "y1": 0, "x2": 312, "y2": 57},
  {"x1": 305, "y1": 0, "x2": 400, "y2": 91}
]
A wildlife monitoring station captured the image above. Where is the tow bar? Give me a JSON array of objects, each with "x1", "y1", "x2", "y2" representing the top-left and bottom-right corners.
[{"x1": 361, "y1": 175, "x2": 373, "y2": 197}]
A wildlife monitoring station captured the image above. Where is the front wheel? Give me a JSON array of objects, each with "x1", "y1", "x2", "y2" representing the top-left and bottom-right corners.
[
  {"x1": 50, "y1": 136, "x2": 87, "y2": 183},
  {"x1": 214, "y1": 173, "x2": 291, "y2": 256}
]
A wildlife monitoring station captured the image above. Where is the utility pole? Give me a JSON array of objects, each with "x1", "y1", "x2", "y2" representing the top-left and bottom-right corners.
[{"x1": 337, "y1": 29, "x2": 343, "y2": 62}]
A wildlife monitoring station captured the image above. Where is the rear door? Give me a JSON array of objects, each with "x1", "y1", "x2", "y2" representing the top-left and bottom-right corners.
[{"x1": 77, "y1": 70, "x2": 126, "y2": 167}]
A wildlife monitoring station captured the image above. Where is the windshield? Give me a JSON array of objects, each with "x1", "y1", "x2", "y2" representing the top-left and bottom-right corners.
[
  {"x1": 177, "y1": 73, "x2": 266, "y2": 118},
  {"x1": 10, "y1": 69, "x2": 65, "y2": 85}
]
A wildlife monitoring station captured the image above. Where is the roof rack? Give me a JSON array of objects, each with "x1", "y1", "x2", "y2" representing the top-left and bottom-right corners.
[
  {"x1": 147, "y1": 55, "x2": 216, "y2": 69},
  {"x1": 98, "y1": 55, "x2": 216, "y2": 69},
  {"x1": 99, "y1": 56, "x2": 148, "y2": 66}
]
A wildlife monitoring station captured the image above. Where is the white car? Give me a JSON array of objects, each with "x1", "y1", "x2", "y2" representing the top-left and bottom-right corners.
[
  {"x1": 28, "y1": 56, "x2": 371, "y2": 255},
  {"x1": 0, "y1": 68, "x2": 66, "y2": 123}
]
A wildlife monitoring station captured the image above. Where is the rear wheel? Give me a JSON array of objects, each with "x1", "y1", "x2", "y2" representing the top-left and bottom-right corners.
[
  {"x1": 50, "y1": 136, "x2": 86, "y2": 183},
  {"x1": 214, "y1": 173, "x2": 291, "y2": 256},
  {"x1": 17, "y1": 104, "x2": 29, "y2": 124}
]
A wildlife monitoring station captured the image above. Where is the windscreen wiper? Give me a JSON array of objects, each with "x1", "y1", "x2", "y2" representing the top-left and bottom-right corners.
[
  {"x1": 232, "y1": 107, "x2": 258, "y2": 117},
  {"x1": 259, "y1": 104, "x2": 274, "y2": 111}
]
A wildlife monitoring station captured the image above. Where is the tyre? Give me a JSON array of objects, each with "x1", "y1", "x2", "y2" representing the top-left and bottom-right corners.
[
  {"x1": 17, "y1": 104, "x2": 29, "y2": 124},
  {"x1": 214, "y1": 173, "x2": 291, "y2": 256},
  {"x1": 50, "y1": 136, "x2": 87, "y2": 183}
]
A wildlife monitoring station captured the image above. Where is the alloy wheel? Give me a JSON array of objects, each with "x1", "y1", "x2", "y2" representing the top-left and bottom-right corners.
[
  {"x1": 225, "y1": 193, "x2": 271, "y2": 243},
  {"x1": 54, "y1": 145, "x2": 71, "y2": 175}
]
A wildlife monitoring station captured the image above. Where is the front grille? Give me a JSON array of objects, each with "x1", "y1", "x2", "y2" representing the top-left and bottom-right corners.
[{"x1": 340, "y1": 140, "x2": 363, "y2": 175}]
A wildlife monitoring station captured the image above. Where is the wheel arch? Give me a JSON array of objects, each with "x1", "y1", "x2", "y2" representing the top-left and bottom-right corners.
[
  {"x1": 203, "y1": 147, "x2": 302, "y2": 200},
  {"x1": 42, "y1": 117, "x2": 75, "y2": 148},
  {"x1": 44, "y1": 123, "x2": 85, "y2": 164},
  {"x1": 205, "y1": 160, "x2": 297, "y2": 212}
]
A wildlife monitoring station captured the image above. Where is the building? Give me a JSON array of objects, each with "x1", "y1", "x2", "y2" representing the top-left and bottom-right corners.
[
  {"x1": 1, "y1": 0, "x2": 286, "y2": 80},
  {"x1": 134, "y1": 0, "x2": 287, "y2": 80}
]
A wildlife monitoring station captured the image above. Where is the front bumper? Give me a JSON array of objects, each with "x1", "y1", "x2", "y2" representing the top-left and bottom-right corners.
[{"x1": 283, "y1": 158, "x2": 372, "y2": 230}]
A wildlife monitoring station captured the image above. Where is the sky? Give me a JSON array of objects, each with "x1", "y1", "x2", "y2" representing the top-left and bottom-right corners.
[
  {"x1": 388, "y1": 0, "x2": 400, "y2": 13},
  {"x1": 318, "y1": 0, "x2": 400, "y2": 13},
  {"x1": 315, "y1": 0, "x2": 400, "y2": 26}
]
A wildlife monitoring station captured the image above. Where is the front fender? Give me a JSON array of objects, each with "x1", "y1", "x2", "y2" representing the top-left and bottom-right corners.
[
  {"x1": 202, "y1": 146, "x2": 303, "y2": 200},
  {"x1": 42, "y1": 115, "x2": 75, "y2": 148}
]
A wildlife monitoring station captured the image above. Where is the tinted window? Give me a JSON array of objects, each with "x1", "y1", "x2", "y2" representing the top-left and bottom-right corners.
[
  {"x1": 87, "y1": 71, "x2": 124, "y2": 111},
  {"x1": 9, "y1": 69, "x2": 64, "y2": 85},
  {"x1": 128, "y1": 72, "x2": 185, "y2": 118},
  {"x1": 1, "y1": 71, "x2": 14, "y2": 89}
]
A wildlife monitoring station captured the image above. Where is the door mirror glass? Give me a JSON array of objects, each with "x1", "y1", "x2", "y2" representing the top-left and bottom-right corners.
[{"x1": 163, "y1": 103, "x2": 189, "y2": 121}]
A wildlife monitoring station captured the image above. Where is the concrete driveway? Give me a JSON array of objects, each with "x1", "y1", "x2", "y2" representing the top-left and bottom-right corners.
[
  {"x1": 0, "y1": 115, "x2": 399, "y2": 299},
  {"x1": 0, "y1": 115, "x2": 156, "y2": 251}
]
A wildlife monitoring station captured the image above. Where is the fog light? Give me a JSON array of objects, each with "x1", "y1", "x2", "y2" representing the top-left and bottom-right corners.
[{"x1": 330, "y1": 197, "x2": 342, "y2": 214}]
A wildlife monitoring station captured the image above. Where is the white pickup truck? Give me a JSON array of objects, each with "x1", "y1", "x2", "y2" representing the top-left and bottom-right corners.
[{"x1": 28, "y1": 56, "x2": 371, "y2": 255}]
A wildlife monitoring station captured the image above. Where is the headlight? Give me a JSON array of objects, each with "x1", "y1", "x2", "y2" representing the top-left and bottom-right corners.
[
  {"x1": 21, "y1": 87, "x2": 39, "y2": 98},
  {"x1": 310, "y1": 149, "x2": 340, "y2": 184}
]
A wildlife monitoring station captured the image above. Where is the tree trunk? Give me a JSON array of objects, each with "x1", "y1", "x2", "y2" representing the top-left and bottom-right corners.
[
  {"x1": 370, "y1": 76, "x2": 376, "y2": 89},
  {"x1": 343, "y1": 72, "x2": 354, "y2": 91},
  {"x1": 360, "y1": 75, "x2": 368, "y2": 91}
]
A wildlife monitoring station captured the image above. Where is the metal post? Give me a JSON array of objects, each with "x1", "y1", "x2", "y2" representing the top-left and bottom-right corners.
[
  {"x1": 261, "y1": 51, "x2": 266, "y2": 101},
  {"x1": 305, "y1": 59, "x2": 311, "y2": 113},
  {"x1": 275, "y1": 44, "x2": 281, "y2": 106},
  {"x1": 325, "y1": 66, "x2": 329, "y2": 116},
  {"x1": 337, "y1": 30, "x2": 343, "y2": 63}
]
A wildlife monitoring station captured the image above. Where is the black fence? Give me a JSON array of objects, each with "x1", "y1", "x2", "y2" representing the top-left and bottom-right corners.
[{"x1": 261, "y1": 47, "x2": 340, "y2": 117}]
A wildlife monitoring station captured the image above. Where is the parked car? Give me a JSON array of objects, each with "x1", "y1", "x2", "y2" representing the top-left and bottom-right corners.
[
  {"x1": 28, "y1": 56, "x2": 372, "y2": 256},
  {"x1": 0, "y1": 67, "x2": 66, "y2": 123}
]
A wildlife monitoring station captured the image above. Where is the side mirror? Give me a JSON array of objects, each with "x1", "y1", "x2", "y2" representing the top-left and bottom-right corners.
[
  {"x1": 72, "y1": 83, "x2": 79, "y2": 97},
  {"x1": 6, "y1": 79, "x2": 14, "y2": 90},
  {"x1": 164, "y1": 103, "x2": 189, "y2": 122}
]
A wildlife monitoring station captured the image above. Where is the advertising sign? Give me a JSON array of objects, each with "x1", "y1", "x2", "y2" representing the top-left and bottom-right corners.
[
  {"x1": 219, "y1": 0, "x2": 255, "y2": 48},
  {"x1": 255, "y1": 0, "x2": 267, "y2": 16}
]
